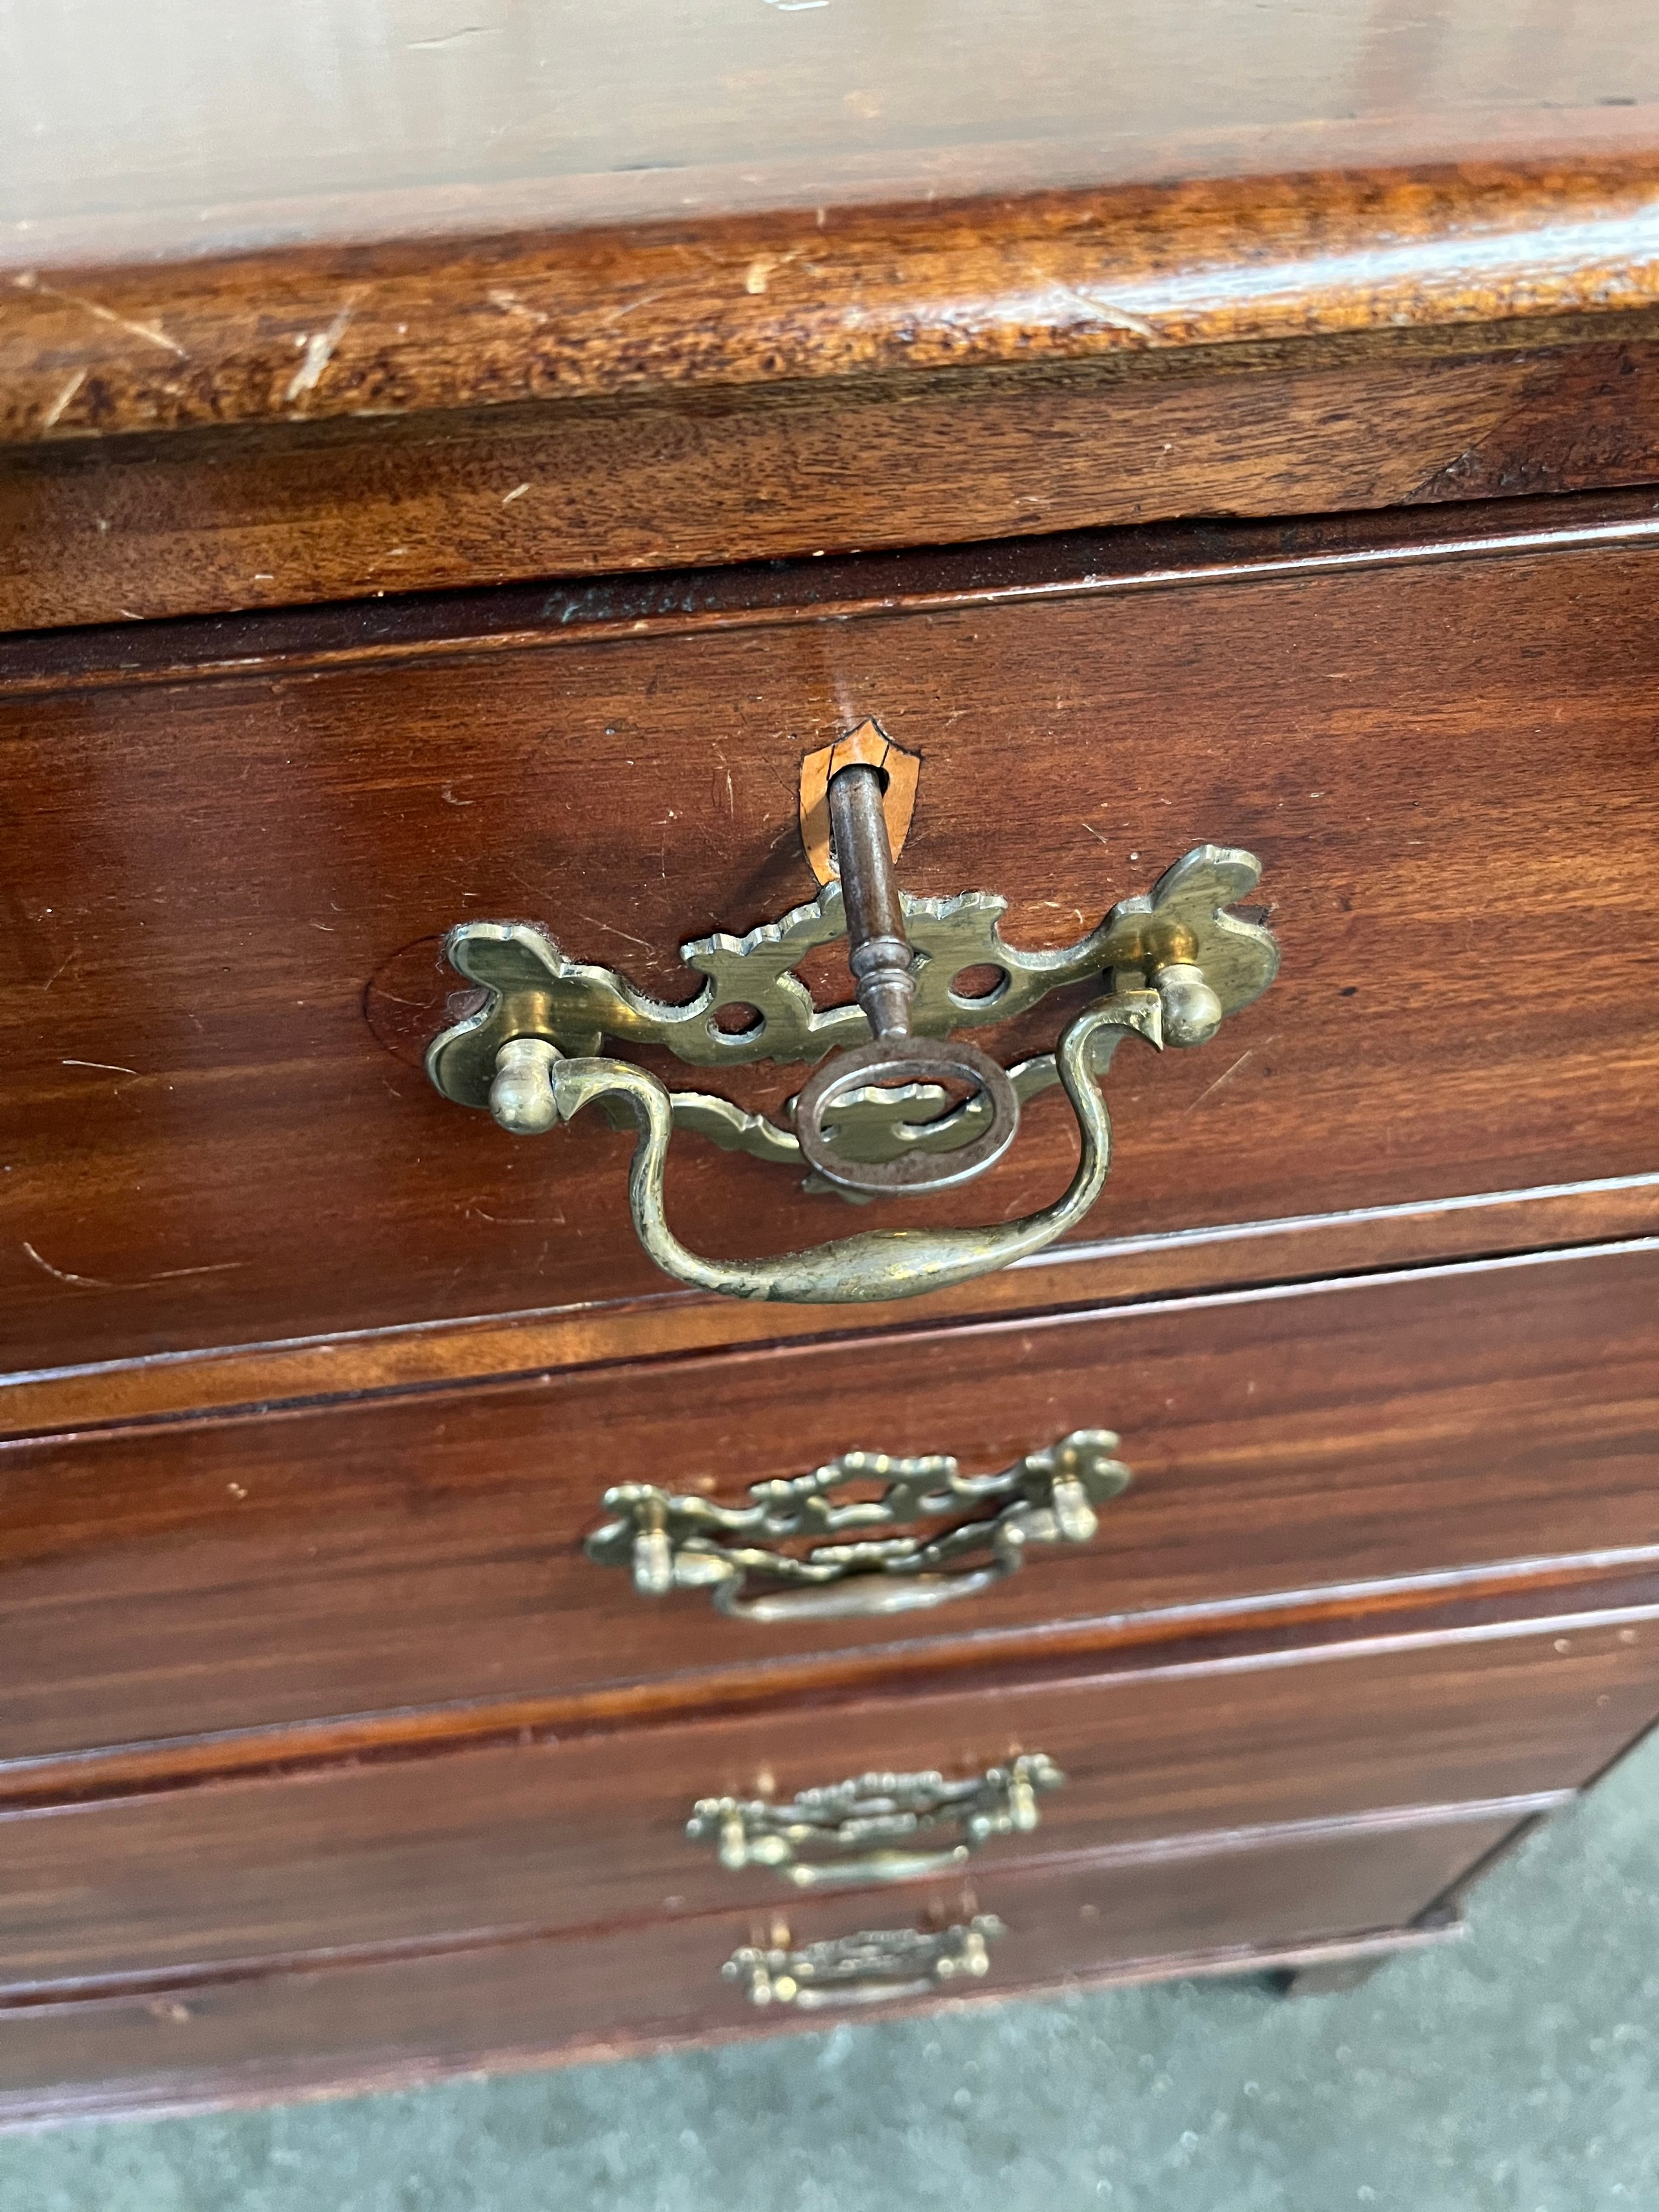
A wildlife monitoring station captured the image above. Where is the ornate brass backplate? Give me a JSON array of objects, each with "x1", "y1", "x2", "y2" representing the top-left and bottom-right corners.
[
  {"x1": 418, "y1": 757, "x2": 1277, "y2": 1301},
  {"x1": 584, "y1": 1430, "x2": 1130, "y2": 1621},
  {"x1": 428, "y1": 842, "x2": 1275, "y2": 1132},
  {"x1": 723, "y1": 1916, "x2": 1003, "y2": 2008},
  {"x1": 689, "y1": 1755, "x2": 1064, "y2": 1887}
]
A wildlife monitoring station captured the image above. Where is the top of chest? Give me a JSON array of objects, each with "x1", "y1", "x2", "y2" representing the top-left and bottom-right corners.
[{"x1": 3, "y1": 1, "x2": 1659, "y2": 636}]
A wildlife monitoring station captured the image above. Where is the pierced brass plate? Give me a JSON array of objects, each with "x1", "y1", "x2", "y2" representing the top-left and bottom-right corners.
[
  {"x1": 585, "y1": 1430, "x2": 1131, "y2": 1620},
  {"x1": 425, "y1": 843, "x2": 1276, "y2": 1107}
]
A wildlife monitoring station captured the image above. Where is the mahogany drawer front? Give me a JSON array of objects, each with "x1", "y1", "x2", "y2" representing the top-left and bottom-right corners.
[
  {"x1": 3, "y1": 1244, "x2": 1654, "y2": 1759},
  {"x1": 3, "y1": 509, "x2": 1658, "y2": 1374},
  {"x1": 0, "y1": 1621, "x2": 1648, "y2": 1993},
  {"x1": 0, "y1": 1810, "x2": 1517, "y2": 2126}
]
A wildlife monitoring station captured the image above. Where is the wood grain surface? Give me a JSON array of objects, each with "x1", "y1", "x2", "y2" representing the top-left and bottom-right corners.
[
  {"x1": 1, "y1": 1244, "x2": 1652, "y2": 1765},
  {"x1": 3, "y1": 494, "x2": 1656, "y2": 1376},
  {"x1": 11, "y1": 322, "x2": 1659, "y2": 631},
  {"x1": 8, "y1": 1173, "x2": 1656, "y2": 1440},
  {"x1": 5, "y1": 0, "x2": 1658, "y2": 627},
  {"x1": 0, "y1": 1820, "x2": 1494, "y2": 2128},
  {"x1": 6, "y1": 1615, "x2": 1639, "y2": 1988},
  {"x1": 7, "y1": 1, "x2": 1658, "y2": 2109},
  {"x1": 6, "y1": 153, "x2": 1659, "y2": 449}
]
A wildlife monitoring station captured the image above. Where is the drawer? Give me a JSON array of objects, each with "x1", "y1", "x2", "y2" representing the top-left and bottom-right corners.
[
  {"x1": 3, "y1": 505, "x2": 1658, "y2": 1372},
  {"x1": 0, "y1": 1812, "x2": 1514, "y2": 2125},
  {"x1": 3, "y1": 1244, "x2": 1654, "y2": 1756},
  {"x1": 0, "y1": 1621, "x2": 1649, "y2": 1993}
]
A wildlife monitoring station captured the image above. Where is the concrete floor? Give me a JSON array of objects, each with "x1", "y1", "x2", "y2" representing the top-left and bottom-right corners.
[{"x1": 5, "y1": 1728, "x2": 1658, "y2": 2212}]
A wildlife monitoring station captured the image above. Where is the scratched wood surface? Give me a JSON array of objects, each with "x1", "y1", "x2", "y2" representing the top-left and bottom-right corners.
[
  {"x1": 10, "y1": 159, "x2": 1659, "y2": 445},
  {"x1": 4, "y1": 7, "x2": 1656, "y2": 623},
  {"x1": 2, "y1": 493, "x2": 1656, "y2": 1376},
  {"x1": 8, "y1": 1174, "x2": 1657, "y2": 1439},
  {"x1": 0, "y1": 1244, "x2": 1651, "y2": 1762},
  {"x1": 0, "y1": 1817, "x2": 1507, "y2": 2126},
  {"x1": 4, "y1": 5, "x2": 1658, "y2": 2110},
  {"x1": 3, "y1": 3, "x2": 1658, "y2": 441},
  {"x1": 11, "y1": 322, "x2": 1659, "y2": 630}
]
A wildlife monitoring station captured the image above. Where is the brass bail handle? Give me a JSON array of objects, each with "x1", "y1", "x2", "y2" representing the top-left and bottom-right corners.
[
  {"x1": 796, "y1": 765, "x2": 1021, "y2": 1197},
  {"x1": 723, "y1": 1916, "x2": 1003, "y2": 2010},
  {"x1": 688, "y1": 1753, "x2": 1065, "y2": 1889},
  {"x1": 584, "y1": 1429, "x2": 1133, "y2": 1619},
  {"x1": 418, "y1": 715, "x2": 1280, "y2": 1305}
]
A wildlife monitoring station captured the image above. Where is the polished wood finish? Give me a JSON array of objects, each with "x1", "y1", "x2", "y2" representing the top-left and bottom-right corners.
[
  {"x1": 15, "y1": 320, "x2": 1659, "y2": 631},
  {"x1": 15, "y1": 479, "x2": 1659, "y2": 690},
  {"x1": 8, "y1": 1172, "x2": 1656, "y2": 1440},
  {"x1": 4, "y1": 492, "x2": 1658, "y2": 1375},
  {"x1": 9, "y1": 0, "x2": 1654, "y2": 267},
  {"x1": 3, "y1": 1619, "x2": 1640, "y2": 1992},
  {"x1": 7, "y1": 320, "x2": 1659, "y2": 630},
  {"x1": 7, "y1": 7, "x2": 1659, "y2": 629},
  {"x1": 0, "y1": 1822, "x2": 1492, "y2": 2128},
  {"x1": 0, "y1": 1244, "x2": 1650, "y2": 1766},
  {"x1": 9, "y1": 161, "x2": 1659, "y2": 449},
  {"x1": 5, "y1": 22, "x2": 1658, "y2": 2108}
]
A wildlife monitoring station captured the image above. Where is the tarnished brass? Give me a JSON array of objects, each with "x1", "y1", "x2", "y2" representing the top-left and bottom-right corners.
[
  {"x1": 530, "y1": 992, "x2": 1161, "y2": 1299},
  {"x1": 689, "y1": 1755, "x2": 1064, "y2": 1887},
  {"x1": 423, "y1": 817, "x2": 1275, "y2": 1300},
  {"x1": 584, "y1": 1430, "x2": 1130, "y2": 1620},
  {"x1": 723, "y1": 1916, "x2": 1004, "y2": 2008},
  {"x1": 427, "y1": 841, "x2": 1275, "y2": 1099}
]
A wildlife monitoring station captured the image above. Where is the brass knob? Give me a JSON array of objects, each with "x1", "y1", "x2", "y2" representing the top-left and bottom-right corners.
[
  {"x1": 1147, "y1": 959, "x2": 1224, "y2": 1048},
  {"x1": 488, "y1": 1035, "x2": 561, "y2": 1134}
]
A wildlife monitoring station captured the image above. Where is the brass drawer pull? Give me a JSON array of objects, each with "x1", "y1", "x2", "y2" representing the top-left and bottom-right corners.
[
  {"x1": 584, "y1": 1430, "x2": 1130, "y2": 1621},
  {"x1": 689, "y1": 1754, "x2": 1063, "y2": 1888},
  {"x1": 423, "y1": 723, "x2": 1276, "y2": 1307},
  {"x1": 723, "y1": 1915, "x2": 1003, "y2": 2008}
]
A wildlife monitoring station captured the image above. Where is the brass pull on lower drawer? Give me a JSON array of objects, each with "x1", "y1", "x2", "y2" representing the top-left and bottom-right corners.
[
  {"x1": 583, "y1": 1431, "x2": 1131, "y2": 1620},
  {"x1": 690, "y1": 1754, "x2": 1064, "y2": 1888},
  {"x1": 723, "y1": 1915, "x2": 1004, "y2": 2008}
]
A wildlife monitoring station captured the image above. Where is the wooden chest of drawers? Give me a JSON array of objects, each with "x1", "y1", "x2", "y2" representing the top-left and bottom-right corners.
[{"x1": 3, "y1": 3, "x2": 1658, "y2": 2124}]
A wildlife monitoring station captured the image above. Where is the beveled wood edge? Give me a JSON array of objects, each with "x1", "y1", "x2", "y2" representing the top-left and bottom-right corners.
[
  {"x1": 7, "y1": 483, "x2": 1659, "y2": 698},
  {"x1": 4, "y1": 153, "x2": 1659, "y2": 445},
  {"x1": 0, "y1": 1794, "x2": 1551, "y2": 2016},
  {"x1": 4, "y1": 1574, "x2": 1652, "y2": 1818},
  {"x1": 5, "y1": 1181, "x2": 1655, "y2": 1443},
  {"x1": 0, "y1": 1915, "x2": 1473, "y2": 2133}
]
